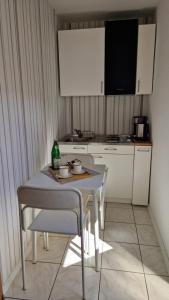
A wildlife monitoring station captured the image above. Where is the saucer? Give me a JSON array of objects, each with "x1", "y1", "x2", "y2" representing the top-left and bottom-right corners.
[
  {"x1": 58, "y1": 173, "x2": 73, "y2": 179},
  {"x1": 71, "y1": 169, "x2": 86, "y2": 175}
]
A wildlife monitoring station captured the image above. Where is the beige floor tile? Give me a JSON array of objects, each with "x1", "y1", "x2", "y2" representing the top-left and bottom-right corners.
[
  {"x1": 62, "y1": 234, "x2": 104, "y2": 268},
  {"x1": 100, "y1": 269, "x2": 148, "y2": 300},
  {"x1": 5, "y1": 261, "x2": 59, "y2": 300},
  {"x1": 104, "y1": 222, "x2": 138, "y2": 243},
  {"x1": 49, "y1": 266, "x2": 100, "y2": 300},
  {"x1": 136, "y1": 225, "x2": 159, "y2": 246},
  {"x1": 106, "y1": 207, "x2": 134, "y2": 223},
  {"x1": 134, "y1": 208, "x2": 152, "y2": 225},
  {"x1": 28, "y1": 236, "x2": 68, "y2": 263},
  {"x1": 146, "y1": 274, "x2": 169, "y2": 300},
  {"x1": 102, "y1": 242, "x2": 143, "y2": 273},
  {"x1": 140, "y1": 245, "x2": 168, "y2": 276}
]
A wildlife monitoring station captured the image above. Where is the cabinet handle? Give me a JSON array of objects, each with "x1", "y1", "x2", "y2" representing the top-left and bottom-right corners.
[
  {"x1": 104, "y1": 147, "x2": 118, "y2": 151},
  {"x1": 101, "y1": 81, "x2": 103, "y2": 94},
  {"x1": 73, "y1": 146, "x2": 86, "y2": 150},
  {"x1": 137, "y1": 149, "x2": 150, "y2": 152},
  {"x1": 93, "y1": 155, "x2": 103, "y2": 158},
  {"x1": 137, "y1": 80, "x2": 140, "y2": 93}
]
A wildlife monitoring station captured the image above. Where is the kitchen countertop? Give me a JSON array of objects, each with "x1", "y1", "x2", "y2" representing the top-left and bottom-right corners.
[{"x1": 59, "y1": 135, "x2": 152, "y2": 146}]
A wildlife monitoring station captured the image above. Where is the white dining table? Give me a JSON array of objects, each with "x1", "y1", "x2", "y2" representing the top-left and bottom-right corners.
[{"x1": 24, "y1": 164, "x2": 106, "y2": 272}]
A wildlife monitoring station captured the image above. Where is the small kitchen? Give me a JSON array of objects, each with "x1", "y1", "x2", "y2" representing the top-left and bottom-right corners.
[
  {"x1": 1, "y1": 1, "x2": 169, "y2": 300},
  {"x1": 58, "y1": 15, "x2": 155, "y2": 207}
]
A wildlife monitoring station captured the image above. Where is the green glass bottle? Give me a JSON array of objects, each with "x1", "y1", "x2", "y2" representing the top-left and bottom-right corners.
[{"x1": 51, "y1": 140, "x2": 61, "y2": 170}]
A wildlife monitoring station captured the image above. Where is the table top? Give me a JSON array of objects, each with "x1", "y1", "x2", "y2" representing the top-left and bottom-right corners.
[{"x1": 24, "y1": 164, "x2": 105, "y2": 193}]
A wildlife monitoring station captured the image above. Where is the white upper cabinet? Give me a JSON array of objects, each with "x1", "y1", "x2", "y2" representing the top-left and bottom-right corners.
[
  {"x1": 58, "y1": 28, "x2": 105, "y2": 96},
  {"x1": 136, "y1": 24, "x2": 156, "y2": 95}
]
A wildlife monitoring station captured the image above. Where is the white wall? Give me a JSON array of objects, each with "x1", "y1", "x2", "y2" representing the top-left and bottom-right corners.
[
  {"x1": 149, "y1": 0, "x2": 169, "y2": 261},
  {"x1": 0, "y1": 0, "x2": 58, "y2": 291}
]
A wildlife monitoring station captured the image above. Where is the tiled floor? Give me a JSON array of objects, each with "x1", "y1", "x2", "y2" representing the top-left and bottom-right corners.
[{"x1": 5, "y1": 203, "x2": 169, "y2": 300}]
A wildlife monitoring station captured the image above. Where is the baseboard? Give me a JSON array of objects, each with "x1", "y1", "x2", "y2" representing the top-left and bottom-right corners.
[{"x1": 148, "y1": 206, "x2": 169, "y2": 275}]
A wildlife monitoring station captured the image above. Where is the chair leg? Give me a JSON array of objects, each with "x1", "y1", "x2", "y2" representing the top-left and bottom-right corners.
[
  {"x1": 99, "y1": 188, "x2": 105, "y2": 230},
  {"x1": 32, "y1": 231, "x2": 37, "y2": 264},
  {"x1": 80, "y1": 232, "x2": 86, "y2": 300},
  {"x1": 43, "y1": 232, "x2": 46, "y2": 249},
  {"x1": 19, "y1": 206, "x2": 26, "y2": 290},
  {"x1": 100, "y1": 201, "x2": 105, "y2": 231},
  {"x1": 46, "y1": 232, "x2": 49, "y2": 251},
  {"x1": 87, "y1": 210, "x2": 91, "y2": 255}
]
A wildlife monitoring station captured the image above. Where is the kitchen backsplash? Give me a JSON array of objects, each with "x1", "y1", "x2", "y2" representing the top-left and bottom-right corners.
[
  {"x1": 58, "y1": 95, "x2": 149, "y2": 137},
  {"x1": 57, "y1": 20, "x2": 150, "y2": 138}
]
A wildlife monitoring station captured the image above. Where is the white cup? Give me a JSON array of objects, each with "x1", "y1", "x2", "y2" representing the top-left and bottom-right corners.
[
  {"x1": 59, "y1": 165, "x2": 69, "y2": 177},
  {"x1": 73, "y1": 162, "x2": 82, "y2": 173}
]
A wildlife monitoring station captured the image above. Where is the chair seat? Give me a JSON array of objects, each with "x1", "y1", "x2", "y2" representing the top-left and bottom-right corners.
[{"x1": 29, "y1": 210, "x2": 79, "y2": 235}]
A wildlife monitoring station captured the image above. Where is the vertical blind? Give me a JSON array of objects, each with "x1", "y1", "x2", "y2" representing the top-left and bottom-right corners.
[{"x1": 0, "y1": 0, "x2": 58, "y2": 289}]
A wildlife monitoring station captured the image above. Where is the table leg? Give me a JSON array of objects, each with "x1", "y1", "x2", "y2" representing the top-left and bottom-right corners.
[{"x1": 93, "y1": 190, "x2": 99, "y2": 272}]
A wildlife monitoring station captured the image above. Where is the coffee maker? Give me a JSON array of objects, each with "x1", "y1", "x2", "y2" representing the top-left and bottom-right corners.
[{"x1": 133, "y1": 116, "x2": 149, "y2": 140}]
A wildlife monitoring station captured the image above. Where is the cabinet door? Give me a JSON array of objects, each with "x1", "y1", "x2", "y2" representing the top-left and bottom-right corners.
[
  {"x1": 58, "y1": 28, "x2": 105, "y2": 96},
  {"x1": 136, "y1": 24, "x2": 156, "y2": 95},
  {"x1": 92, "y1": 154, "x2": 133, "y2": 201},
  {"x1": 133, "y1": 146, "x2": 151, "y2": 205},
  {"x1": 105, "y1": 19, "x2": 138, "y2": 95}
]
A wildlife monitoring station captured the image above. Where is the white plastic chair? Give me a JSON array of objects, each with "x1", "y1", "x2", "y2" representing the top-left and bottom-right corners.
[
  {"x1": 17, "y1": 186, "x2": 91, "y2": 300},
  {"x1": 42, "y1": 154, "x2": 94, "y2": 252}
]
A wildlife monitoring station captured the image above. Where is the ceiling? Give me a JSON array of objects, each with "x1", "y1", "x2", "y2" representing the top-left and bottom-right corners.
[{"x1": 48, "y1": 0, "x2": 159, "y2": 15}]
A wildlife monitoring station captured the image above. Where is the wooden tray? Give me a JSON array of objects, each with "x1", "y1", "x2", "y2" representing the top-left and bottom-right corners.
[{"x1": 43, "y1": 167, "x2": 97, "y2": 184}]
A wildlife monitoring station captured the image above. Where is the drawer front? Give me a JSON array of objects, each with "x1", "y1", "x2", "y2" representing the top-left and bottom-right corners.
[
  {"x1": 88, "y1": 144, "x2": 134, "y2": 155},
  {"x1": 135, "y1": 145, "x2": 152, "y2": 153},
  {"x1": 59, "y1": 144, "x2": 88, "y2": 154}
]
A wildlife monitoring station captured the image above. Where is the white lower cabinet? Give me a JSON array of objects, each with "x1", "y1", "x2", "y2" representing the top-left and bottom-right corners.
[
  {"x1": 92, "y1": 153, "x2": 134, "y2": 202},
  {"x1": 59, "y1": 143, "x2": 151, "y2": 205},
  {"x1": 132, "y1": 146, "x2": 152, "y2": 206}
]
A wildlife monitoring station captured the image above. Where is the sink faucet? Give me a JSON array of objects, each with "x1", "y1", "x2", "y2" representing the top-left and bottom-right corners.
[{"x1": 72, "y1": 129, "x2": 82, "y2": 138}]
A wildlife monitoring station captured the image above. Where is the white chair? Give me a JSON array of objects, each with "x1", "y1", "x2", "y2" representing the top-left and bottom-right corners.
[
  {"x1": 42, "y1": 154, "x2": 94, "y2": 252},
  {"x1": 17, "y1": 186, "x2": 91, "y2": 300}
]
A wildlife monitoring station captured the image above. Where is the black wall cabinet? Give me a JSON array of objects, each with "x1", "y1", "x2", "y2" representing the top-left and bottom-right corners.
[{"x1": 105, "y1": 19, "x2": 138, "y2": 95}]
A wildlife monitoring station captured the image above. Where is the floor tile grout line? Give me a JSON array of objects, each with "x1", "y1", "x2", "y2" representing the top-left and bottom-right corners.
[
  {"x1": 103, "y1": 239, "x2": 139, "y2": 244},
  {"x1": 101, "y1": 267, "x2": 144, "y2": 275},
  {"x1": 103, "y1": 239, "x2": 160, "y2": 247},
  {"x1": 105, "y1": 220, "x2": 154, "y2": 226},
  {"x1": 4, "y1": 297, "x2": 30, "y2": 300},
  {"x1": 132, "y1": 205, "x2": 150, "y2": 300},
  {"x1": 47, "y1": 238, "x2": 70, "y2": 300},
  {"x1": 100, "y1": 266, "x2": 169, "y2": 277},
  {"x1": 25, "y1": 259, "x2": 61, "y2": 265}
]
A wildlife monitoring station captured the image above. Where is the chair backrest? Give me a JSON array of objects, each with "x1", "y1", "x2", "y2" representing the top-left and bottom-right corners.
[
  {"x1": 61, "y1": 154, "x2": 94, "y2": 168},
  {"x1": 17, "y1": 186, "x2": 82, "y2": 211}
]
